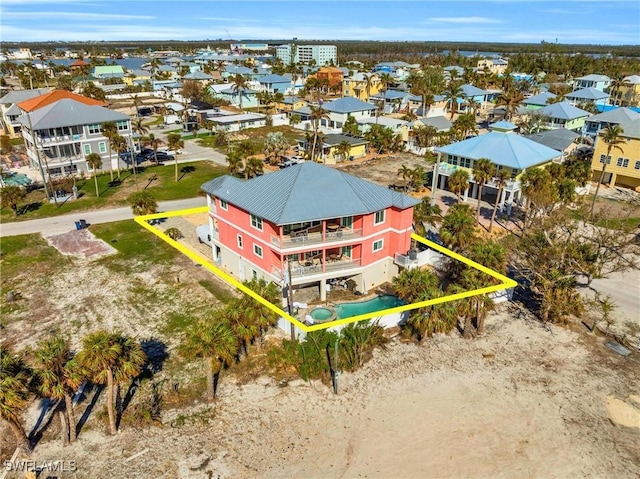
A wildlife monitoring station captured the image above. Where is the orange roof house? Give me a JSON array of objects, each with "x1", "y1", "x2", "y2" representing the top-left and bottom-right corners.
[
  {"x1": 70, "y1": 59, "x2": 90, "y2": 68},
  {"x1": 316, "y1": 66, "x2": 344, "y2": 88},
  {"x1": 17, "y1": 90, "x2": 107, "y2": 112}
]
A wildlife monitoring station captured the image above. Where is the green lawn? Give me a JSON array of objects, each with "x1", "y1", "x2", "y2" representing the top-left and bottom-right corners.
[{"x1": 2, "y1": 161, "x2": 226, "y2": 222}]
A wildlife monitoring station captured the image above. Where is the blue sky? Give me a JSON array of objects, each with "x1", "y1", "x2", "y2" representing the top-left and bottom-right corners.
[{"x1": 1, "y1": 0, "x2": 639, "y2": 45}]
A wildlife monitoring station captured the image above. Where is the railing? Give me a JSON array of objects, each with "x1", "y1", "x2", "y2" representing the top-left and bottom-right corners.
[
  {"x1": 394, "y1": 253, "x2": 418, "y2": 268},
  {"x1": 38, "y1": 134, "x2": 85, "y2": 144},
  {"x1": 484, "y1": 178, "x2": 521, "y2": 192},
  {"x1": 270, "y1": 228, "x2": 363, "y2": 249},
  {"x1": 271, "y1": 258, "x2": 362, "y2": 280}
]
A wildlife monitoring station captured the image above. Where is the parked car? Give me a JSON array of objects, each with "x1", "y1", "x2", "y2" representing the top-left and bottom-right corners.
[
  {"x1": 279, "y1": 156, "x2": 305, "y2": 168},
  {"x1": 153, "y1": 151, "x2": 175, "y2": 162},
  {"x1": 196, "y1": 224, "x2": 213, "y2": 247}
]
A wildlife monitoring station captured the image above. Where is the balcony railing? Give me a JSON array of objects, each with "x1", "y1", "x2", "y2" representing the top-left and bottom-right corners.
[
  {"x1": 38, "y1": 134, "x2": 84, "y2": 144},
  {"x1": 394, "y1": 253, "x2": 418, "y2": 268},
  {"x1": 270, "y1": 227, "x2": 363, "y2": 249},
  {"x1": 272, "y1": 258, "x2": 362, "y2": 280}
]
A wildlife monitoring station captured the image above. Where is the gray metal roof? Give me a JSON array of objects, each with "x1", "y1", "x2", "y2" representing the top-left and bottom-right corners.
[
  {"x1": 17, "y1": 99, "x2": 129, "y2": 130},
  {"x1": 566, "y1": 87, "x2": 609, "y2": 100},
  {"x1": 537, "y1": 101, "x2": 590, "y2": 120},
  {"x1": 525, "y1": 129, "x2": 580, "y2": 152},
  {"x1": 436, "y1": 130, "x2": 561, "y2": 170},
  {"x1": 322, "y1": 134, "x2": 368, "y2": 146},
  {"x1": 416, "y1": 116, "x2": 452, "y2": 131},
  {"x1": 619, "y1": 118, "x2": 640, "y2": 140},
  {"x1": 523, "y1": 92, "x2": 556, "y2": 105},
  {"x1": 586, "y1": 107, "x2": 640, "y2": 124},
  {"x1": 575, "y1": 74, "x2": 611, "y2": 82},
  {"x1": 0, "y1": 88, "x2": 50, "y2": 105},
  {"x1": 201, "y1": 162, "x2": 419, "y2": 225},
  {"x1": 323, "y1": 97, "x2": 377, "y2": 114},
  {"x1": 460, "y1": 84, "x2": 488, "y2": 97}
]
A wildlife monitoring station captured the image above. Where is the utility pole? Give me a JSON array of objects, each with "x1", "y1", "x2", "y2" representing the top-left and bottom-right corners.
[{"x1": 430, "y1": 151, "x2": 441, "y2": 206}]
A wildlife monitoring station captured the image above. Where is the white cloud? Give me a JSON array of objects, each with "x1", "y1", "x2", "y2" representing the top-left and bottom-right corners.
[
  {"x1": 428, "y1": 16, "x2": 502, "y2": 24},
  {"x1": 2, "y1": 11, "x2": 154, "y2": 20}
]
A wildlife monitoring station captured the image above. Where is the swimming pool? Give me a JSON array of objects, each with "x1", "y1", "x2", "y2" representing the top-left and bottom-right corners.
[
  {"x1": 309, "y1": 307, "x2": 336, "y2": 322},
  {"x1": 335, "y1": 295, "x2": 404, "y2": 319}
]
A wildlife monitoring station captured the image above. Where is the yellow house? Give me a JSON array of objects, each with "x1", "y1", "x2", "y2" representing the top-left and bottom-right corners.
[
  {"x1": 590, "y1": 118, "x2": 640, "y2": 191},
  {"x1": 275, "y1": 96, "x2": 307, "y2": 113},
  {"x1": 123, "y1": 69, "x2": 152, "y2": 86},
  {"x1": 342, "y1": 73, "x2": 381, "y2": 101},
  {"x1": 610, "y1": 75, "x2": 640, "y2": 107},
  {"x1": 297, "y1": 133, "x2": 368, "y2": 165}
]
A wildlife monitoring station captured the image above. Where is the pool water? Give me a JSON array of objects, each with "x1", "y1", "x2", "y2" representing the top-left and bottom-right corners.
[
  {"x1": 336, "y1": 295, "x2": 404, "y2": 319},
  {"x1": 310, "y1": 307, "x2": 335, "y2": 322}
]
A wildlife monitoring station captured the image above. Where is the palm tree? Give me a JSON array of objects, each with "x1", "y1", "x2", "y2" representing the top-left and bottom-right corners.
[
  {"x1": 32, "y1": 336, "x2": 84, "y2": 445},
  {"x1": 230, "y1": 73, "x2": 248, "y2": 111},
  {"x1": 448, "y1": 169, "x2": 470, "y2": 203},
  {"x1": 410, "y1": 165, "x2": 426, "y2": 192},
  {"x1": 112, "y1": 336, "x2": 146, "y2": 426},
  {"x1": 147, "y1": 133, "x2": 163, "y2": 165},
  {"x1": 101, "y1": 121, "x2": 118, "y2": 181},
  {"x1": 489, "y1": 168, "x2": 510, "y2": 232},
  {"x1": 111, "y1": 134, "x2": 128, "y2": 179},
  {"x1": 309, "y1": 105, "x2": 329, "y2": 163},
  {"x1": 132, "y1": 118, "x2": 149, "y2": 149},
  {"x1": 244, "y1": 157, "x2": 263, "y2": 179},
  {"x1": 167, "y1": 133, "x2": 184, "y2": 182},
  {"x1": 226, "y1": 149, "x2": 243, "y2": 176},
  {"x1": 76, "y1": 331, "x2": 122, "y2": 435},
  {"x1": 471, "y1": 158, "x2": 494, "y2": 225},
  {"x1": 180, "y1": 318, "x2": 238, "y2": 401},
  {"x1": 412, "y1": 198, "x2": 442, "y2": 237},
  {"x1": 127, "y1": 191, "x2": 158, "y2": 215},
  {"x1": 443, "y1": 82, "x2": 463, "y2": 119},
  {"x1": 363, "y1": 73, "x2": 377, "y2": 101},
  {"x1": 440, "y1": 203, "x2": 476, "y2": 251},
  {"x1": 335, "y1": 140, "x2": 352, "y2": 162},
  {"x1": 0, "y1": 185, "x2": 27, "y2": 217},
  {"x1": 0, "y1": 347, "x2": 32, "y2": 453},
  {"x1": 497, "y1": 88, "x2": 524, "y2": 120},
  {"x1": 85, "y1": 153, "x2": 103, "y2": 198},
  {"x1": 590, "y1": 125, "x2": 625, "y2": 217},
  {"x1": 397, "y1": 164, "x2": 412, "y2": 192}
]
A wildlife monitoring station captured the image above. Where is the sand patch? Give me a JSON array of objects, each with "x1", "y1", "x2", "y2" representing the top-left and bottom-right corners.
[
  {"x1": 606, "y1": 396, "x2": 640, "y2": 429},
  {"x1": 45, "y1": 229, "x2": 117, "y2": 260}
]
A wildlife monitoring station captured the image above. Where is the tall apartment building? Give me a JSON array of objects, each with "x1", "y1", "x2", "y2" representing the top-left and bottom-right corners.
[{"x1": 275, "y1": 44, "x2": 337, "y2": 65}]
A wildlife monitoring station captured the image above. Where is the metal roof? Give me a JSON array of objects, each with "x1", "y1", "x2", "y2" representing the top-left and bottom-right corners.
[
  {"x1": 258, "y1": 74, "x2": 291, "y2": 84},
  {"x1": 575, "y1": 74, "x2": 611, "y2": 82},
  {"x1": 525, "y1": 129, "x2": 580, "y2": 152},
  {"x1": 523, "y1": 92, "x2": 556, "y2": 105},
  {"x1": 323, "y1": 97, "x2": 377, "y2": 114},
  {"x1": 415, "y1": 116, "x2": 452, "y2": 131},
  {"x1": 586, "y1": 107, "x2": 640, "y2": 125},
  {"x1": 208, "y1": 113, "x2": 265, "y2": 124},
  {"x1": 537, "y1": 101, "x2": 590, "y2": 120},
  {"x1": 201, "y1": 162, "x2": 419, "y2": 225},
  {"x1": 623, "y1": 75, "x2": 640, "y2": 85},
  {"x1": 0, "y1": 88, "x2": 50, "y2": 105},
  {"x1": 436, "y1": 130, "x2": 561, "y2": 170},
  {"x1": 460, "y1": 84, "x2": 488, "y2": 97},
  {"x1": 183, "y1": 71, "x2": 212, "y2": 80},
  {"x1": 17, "y1": 99, "x2": 129, "y2": 130},
  {"x1": 322, "y1": 134, "x2": 368, "y2": 146},
  {"x1": 619, "y1": 118, "x2": 640, "y2": 140},
  {"x1": 566, "y1": 87, "x2": 609, "y2": 100},
  {"x1": 490, "y1": 120, "x2": 517, "y2": 131}
]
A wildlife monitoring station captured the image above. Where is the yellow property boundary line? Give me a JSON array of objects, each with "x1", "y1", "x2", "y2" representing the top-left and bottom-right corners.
[{"x1": 135, "y1": 206, "x2": 518, "y2": 333}]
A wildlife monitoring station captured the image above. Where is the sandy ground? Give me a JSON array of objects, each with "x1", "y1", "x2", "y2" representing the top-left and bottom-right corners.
[{"x1": 3, "y1": 309, "x2": 639, "y2": 479}]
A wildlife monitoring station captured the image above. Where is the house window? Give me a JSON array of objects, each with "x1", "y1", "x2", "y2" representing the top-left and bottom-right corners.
[
  {"x1": 98, "y1": 142, "x2": 107, "y2": 153},
  {"x1": 250, "y1": 214, "x2": 263, "y2": 231},
  {"x1": 253, "y1": 244, "x2": 263, "y2": 258},
  {"x1": 599, "y1": 155, "x2": 611, "y2": 164},
  {"x1": 374, "y1": 210, "x2": 385, "y2": 225},
  {"x1": 116, "y1": 120, "x2": 128, "y2": 131},
  {"x1": 87, "y1": 124, "x2": 101, "y2": 134},
  {"x1": 237, "y1": 235, "x2": 243, "y2": 249},
  {"x1": 616, "y1": 158, "x2": 629, "y2": 168},
  {"x1": 219, "y1": 199, "x2": 228, "y2": 210},
  {"x1": 372, "y1": 239, "x2": 384, "y2": 252},
  {"x1": 635, "y1": 161, "x2": 640, "y2": 170},
  {"x1": 83, "y1": 144, "x2": 91, "y2": 155}
]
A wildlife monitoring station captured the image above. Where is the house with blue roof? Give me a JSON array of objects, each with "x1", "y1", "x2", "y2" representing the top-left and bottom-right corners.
[
  {"x1": 182, "y1": 70, "x2": 213, "y2": 84},
  {"x1": 214, "y1": 87, "x2": 260, "y2": 109},
  {"x1": 582, "y1": 107, "x2": 640, "y2": 139},
  {"x1": 200, "y1": 162, "x2": 419, "y2": 311},
  {"x1": 452, "y1": 84, "x2": 489, "y2": 115},
  {"x1": 319, "y1": 97, "x2": 377, "y2": 129},
  {"x1": 257, "y1": 74, "x2": 291, "y2": 94},
  {"x1": 523, "y1": 92, "x2": 557, "y2": 110},
  {"x1": 573, "y1": 74, "x2": 611, "y2": 93},
  {"x1": 566, "y1": 87, "x2": 609, "y2": 107},
  {"x1": 434, "y1": 121, "x2": 561, "y2": 212},
  {"x1": 536, "y1": 101, "x2": 591, "y2": 132},
  {"x1": 222, "y1": 65, "x2": 269, "y2": 81}
]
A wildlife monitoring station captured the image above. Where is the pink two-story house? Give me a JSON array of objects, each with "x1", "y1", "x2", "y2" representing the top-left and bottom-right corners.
[{"x1": 200, "y1": 162, "x2": 419, "y2": 300}]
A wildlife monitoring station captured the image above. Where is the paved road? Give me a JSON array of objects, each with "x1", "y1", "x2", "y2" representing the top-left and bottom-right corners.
[{"x1": 0, "y1": 197, "x2": 207, "y2": 237}]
